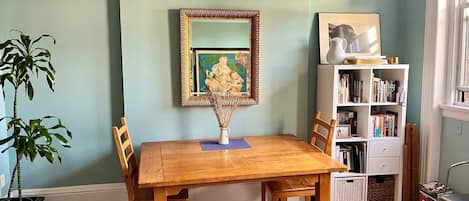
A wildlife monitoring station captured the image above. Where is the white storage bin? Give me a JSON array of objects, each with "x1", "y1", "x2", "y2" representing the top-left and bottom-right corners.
[{"x1": 334, "y1": 177, "x2": 366, "y2": 201}]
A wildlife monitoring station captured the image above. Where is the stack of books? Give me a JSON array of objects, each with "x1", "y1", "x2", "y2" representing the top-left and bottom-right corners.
[
  {"x1": 336, "y1": 143, "x2": 366, "y2": 173},
  {"x1": 372, "y1": 76, "x2": 400, "y2": 103},
  {"x1": 337, "y1": 110, "x2": 358, "y2": 135},
  {"x1": 370, "y1": 111, "x2": 399, "y2": 137},
  {"x1": 338, "y1": 72, "x2": 365, "y2": 104}
]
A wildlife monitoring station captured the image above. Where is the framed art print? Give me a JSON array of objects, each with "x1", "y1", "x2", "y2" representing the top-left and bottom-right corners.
[
  {"x1": 192, "y1": 48, "x2": 251, "y2": 96},
  {"x1": 336, "y1": 124, "x2": 351, "y2": 138},
  {"x1": 318, "y1": 13, "x2": 382, "y2": 64}
]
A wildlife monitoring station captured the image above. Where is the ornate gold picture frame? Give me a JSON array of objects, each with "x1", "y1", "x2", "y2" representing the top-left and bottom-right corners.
[{"x1": 180, "y1": 8, "x2": 260, "y2": 106}]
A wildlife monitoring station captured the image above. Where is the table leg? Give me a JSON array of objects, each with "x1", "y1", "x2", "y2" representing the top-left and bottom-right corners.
[
  {"x1": 154, "y1": 187, "x2": 167, "y2": 201},
  {"x1": 318, "y1": 173, "x2": 331, "y2": 201},
  {"x1": 261, "y1": 182, "x2": 266, "y2": 201}
]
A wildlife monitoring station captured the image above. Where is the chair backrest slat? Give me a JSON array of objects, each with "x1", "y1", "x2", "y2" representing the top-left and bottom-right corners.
[
  {"x1": 315, "y1": 118, "x2": 330, "y2": 129},
  {"x1": 312, "y1": 130, "x2": 328, "y2": 144},
  {"x1": 310, "y1": 112, "x2": 336, "y2": 156},
  {"x1": 113, "y1": 117, "x2": 138, "y2": 201}
]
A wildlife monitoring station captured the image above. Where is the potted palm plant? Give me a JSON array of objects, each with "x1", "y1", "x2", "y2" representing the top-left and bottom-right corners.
[{"x1": 0, "y1": 31, "x2": 72, "y2": 201}]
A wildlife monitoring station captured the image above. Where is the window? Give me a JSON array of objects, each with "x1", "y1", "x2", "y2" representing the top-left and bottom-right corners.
[{"x1": 456, "y1": 0, "x2": 469, "y2": 105}]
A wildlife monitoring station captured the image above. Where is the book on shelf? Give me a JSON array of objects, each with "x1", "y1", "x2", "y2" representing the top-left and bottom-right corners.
[
  {"x1": 338, "y1": 72, "x2": 365, "y2": 104},
  {"x1": 337, "y1": 110, "x2": 358, "y2": 135},
  {"x1": 370, "y1": 110, "x2": 399, "y2": 137},
  {"x1": 335, "y1": 143, "x2": 366, "y2": 173},
  {"x1": 372, "y1": 75, "x2": 400, "y2": 103}
]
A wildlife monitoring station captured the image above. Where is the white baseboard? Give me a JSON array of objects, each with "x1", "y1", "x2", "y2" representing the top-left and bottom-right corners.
[
  {"x1": 7, "y1": 183, "x2": 128, "y2": 201},
  {"x1": 4, "y1": 182, "x2": 304, "y2": 201}
]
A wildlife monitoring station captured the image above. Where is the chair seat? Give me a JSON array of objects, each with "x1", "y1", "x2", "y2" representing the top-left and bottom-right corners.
[
  {"x1": 135, "y1": 188, "x2": 188, "y2": 201},
  {"x1": 267, "y1": 177, "x2": 318, "y2": 193}
]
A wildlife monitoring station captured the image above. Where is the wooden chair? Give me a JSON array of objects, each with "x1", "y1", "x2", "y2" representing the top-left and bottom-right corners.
[
  {"x1": 113, "y1": 117, "x2": 188, "y2": 201},
  {"x1": 261, "y1": 112, "x2": 336, "y2": 201}
]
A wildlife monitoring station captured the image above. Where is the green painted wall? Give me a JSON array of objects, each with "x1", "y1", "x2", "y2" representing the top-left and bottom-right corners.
[
  {"x1": 0, "y1": 0, "x2": 426, "y2": 189},
  {"x1": 0, "y1": 0, "x2": 124, "y2": 188},
  {"x1": 0, "y1": 89, "x2": 10, "y2": 196},
  {"x1": 120, "y1": 0, "x2": 311, "y2": 145},
  {"x1": 399, "y1": 0, "x2": 425, "y2": 124},
  {"x1": 439, "y1": 118, "x2": 469, "y2": 193}
]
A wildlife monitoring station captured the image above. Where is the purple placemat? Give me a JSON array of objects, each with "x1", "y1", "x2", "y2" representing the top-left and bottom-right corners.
[{"x1": 200, "y1": 138, "x2": 251, "y2": 151}]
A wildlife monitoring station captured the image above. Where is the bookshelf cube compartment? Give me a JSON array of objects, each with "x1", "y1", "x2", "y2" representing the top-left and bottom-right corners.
[
  {"x1": 334, "y1": 177, "x2": 366, "y2": 201},
  {"x1": 336, "y1": 106, "x2": 370, "y2": 138},
  {"x1": 369, "y1": 106, "x2": 403, "y2": 138},
  {"x1": 371, "y1": 69, "x2": 408, "y2": 104},
  {"x1": 368, "y1": 175, "x2": 395, "y2": 201},
  {"x1": 337, "y1": 69, "x2": 372, "y2": 105},
  {"x1": 335, "y1": 142, "x2": 367, "y2": 173}
]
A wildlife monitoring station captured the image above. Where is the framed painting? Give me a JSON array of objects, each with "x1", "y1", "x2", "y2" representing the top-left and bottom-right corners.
[
  {"x1": 318, "y1": 13, "x2": 382, "y2": 64},
  {"x1": 180, "y1": 8, "x2": 260, "y2": 106},
  {"x1": 192, "y1": 49, "x2": 251, "y2": 96}
]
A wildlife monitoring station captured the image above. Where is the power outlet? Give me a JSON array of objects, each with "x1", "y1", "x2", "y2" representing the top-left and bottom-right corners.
[{"x1": 0, "y1": 174, "x2": 5, "y2": 189}]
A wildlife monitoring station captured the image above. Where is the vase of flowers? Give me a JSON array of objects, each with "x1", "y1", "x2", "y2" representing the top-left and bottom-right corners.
[{"x1": 208, "y1": 92, "x2": 240, "y2": 145}]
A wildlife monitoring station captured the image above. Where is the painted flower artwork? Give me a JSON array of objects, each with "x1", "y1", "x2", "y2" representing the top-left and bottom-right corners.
[{"x1": 194, "y1": 49, "x2": 250, "y2": 96}]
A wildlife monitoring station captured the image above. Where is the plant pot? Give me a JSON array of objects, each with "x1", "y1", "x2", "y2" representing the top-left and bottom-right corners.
[{"x1": 0, "y1": 197, "x2": 45, "y2": 201}]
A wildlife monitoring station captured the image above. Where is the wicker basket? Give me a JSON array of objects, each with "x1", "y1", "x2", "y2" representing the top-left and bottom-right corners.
[{"x1": 368, "y1": 176, "x2": 395, "y2": 201}]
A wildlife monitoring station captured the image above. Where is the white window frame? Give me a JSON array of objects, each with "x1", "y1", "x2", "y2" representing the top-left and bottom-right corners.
[
  {"x1": 422, "y1": 0, "x2": 469, "y2": 184},
  {"x1": 441, "y1": 0, "x2": 469, "y2": 121},
  {"x1": 421, "y1": 0, "x2": 454, "y2": 183}
]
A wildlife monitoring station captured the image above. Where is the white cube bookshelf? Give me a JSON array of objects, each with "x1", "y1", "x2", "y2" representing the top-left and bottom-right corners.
[{"x1": 316, "y1": 64, "x2": 409, "y2": 201}]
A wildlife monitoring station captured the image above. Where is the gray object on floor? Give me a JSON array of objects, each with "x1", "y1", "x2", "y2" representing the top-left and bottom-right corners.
[
  {"x1": 439, "y1": 160, "x2": 469, "y2": 201},
  {"x1": 439, "y1": 194, "x2": 469, "y2": 201}
]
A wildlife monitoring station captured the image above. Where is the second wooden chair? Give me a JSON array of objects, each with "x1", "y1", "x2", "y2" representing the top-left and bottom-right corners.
[
  {"x1": 113, "y1": 117, "x2": 188, "y2": 201},
  {"x1": 261, "y1": 112, "x2": 336, "y2": 201}
]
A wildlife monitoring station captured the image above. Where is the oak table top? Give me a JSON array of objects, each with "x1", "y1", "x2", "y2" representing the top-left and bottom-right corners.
[{"x1": 139, "y1": 134, "x2": 347, "y2": 201}]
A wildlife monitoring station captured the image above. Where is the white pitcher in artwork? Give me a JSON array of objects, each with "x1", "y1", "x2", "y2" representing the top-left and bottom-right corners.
[{"x1": 326, "y1": 37, "x2": 347, "y2": 65}]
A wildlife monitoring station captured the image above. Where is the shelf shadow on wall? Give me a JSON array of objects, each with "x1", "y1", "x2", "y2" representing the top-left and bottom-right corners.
[
  {"x1": 307, "y1": 14, "x2": 321, "y2": 139},
  {"x1": 168, "y1": 9, "x2": 182, "y2": 107},
  {"x1": 107, "y1": 0, "x2": 124, "y2": 124}
]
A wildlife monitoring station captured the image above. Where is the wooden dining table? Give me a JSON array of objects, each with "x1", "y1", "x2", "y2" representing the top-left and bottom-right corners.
[{"x1": 138, "y1": 134, "x2": 347, "y2": 201}]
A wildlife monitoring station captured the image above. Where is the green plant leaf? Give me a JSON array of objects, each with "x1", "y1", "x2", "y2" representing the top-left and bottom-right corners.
[
  {"x1": 20, "y1": 34, "x2": 31, "y2": 51},
  {"x1": 27, "y1": 140, "x2": 37, "y2": 161},
  {"x1": 46, "y1": 75, "x2": 55, "y2": 92},
  {"x1": 44, "y1": 151, "x2": 54, "y2": 163},
  {"x1": 0, "y1": 135, "x2": 14, "y2": 145},
  {"x1": 32, "y1": 34, "x2": 55, "y2": 45},
  {"x1": 66, "y1": 130, "x2": 72, "y2": 138},
  {"x1": 0, "y1": 40, "x2": 11, "y2": 49},
  {"x1": 48, "y1": 62, "x2": 55, "y2": 73},
  {"x1": 17, "y1": 138, "x2": 26, "y2": 157},
  {"x1": 33, "y1": 51, "x2": 51, "y2": 58},
  {"x1": 53, "y1": 134, "x2": 69, "y2": 145},
  {"x1": 1, "y1": 145, "x2": 13, "y2": 153},
  {"x1": 25, "y1": 81, "x2": 34, "y2": 100}
]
